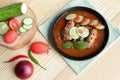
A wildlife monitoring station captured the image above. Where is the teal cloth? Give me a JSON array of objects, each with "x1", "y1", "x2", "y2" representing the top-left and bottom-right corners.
[{"x1": 38, "y1": 0, "x2": 120, "y2": 74}]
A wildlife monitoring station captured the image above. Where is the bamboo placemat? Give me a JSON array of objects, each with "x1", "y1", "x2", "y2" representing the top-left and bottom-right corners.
[{"x1": 0, "y1": 0, "x2": 120, "y2": 80}]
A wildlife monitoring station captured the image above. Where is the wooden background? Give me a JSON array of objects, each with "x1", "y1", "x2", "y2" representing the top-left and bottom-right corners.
[{"x1": 0, "y1": 0, "x2": 120, "y2": 80}]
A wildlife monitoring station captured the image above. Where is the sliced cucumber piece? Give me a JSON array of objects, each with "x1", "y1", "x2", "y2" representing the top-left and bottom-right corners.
[
  {"x1": 78, "y1": 15, "x2": 84, "y2": 22},
  {"x1": 23, "y1": 24, "x2": 32, "y2": 30},
  {"x1": 23, "y1": 17, "x2": 33, "y2": 25},
  {"x1": 21, "y1": 3, "x2": 28, "y2": 14},
  {"x1": 89, "y1": 20, "x2": 98, "y2": 26},
  {"x1": 97, "y1": 25, "x2": 105, "y2": 30},
  {"x1": 69, "y1": 27, "x2": 79, "y2": 39},
  {"x1": 77, "y1": 26, "x2": 89, "y2": 38},
  {"x1": 66, "y1": 14, "x2": 77, "y2": 20},
  {"x1": 81, "y1": 18, "x2": 90, "y2": 25},
  {"x1": 19, "y1": 26, "x2": 27, "y2": 33},
  {"x1": 94, "y1": 23, "x2": 105, "y2": 30},
  {"x1": 74, "y1": 15, "x2": 84, "y2": 23},
  {"x1": 0, "y1": 22, "x2": 10, "y2": 35}
]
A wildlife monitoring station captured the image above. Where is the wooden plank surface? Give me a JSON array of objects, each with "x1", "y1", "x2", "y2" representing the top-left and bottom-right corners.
[{"x1": 0, "y1": 0, "x2": 120, "y2": 80}]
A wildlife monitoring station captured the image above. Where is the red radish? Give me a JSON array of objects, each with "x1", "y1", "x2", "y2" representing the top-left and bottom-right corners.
[
  {"x1": 15, "y1": 60, "x2": 34, "y2": 79},
  {"x1": 30, "y1": 42, "x2": 48, "y2": 54},
  {"x1": 8, "y1": 18, "x2": 21, "y2": 30},
  {"x1": 4, "y1": 30, "x2": 18, "y2": 43}
]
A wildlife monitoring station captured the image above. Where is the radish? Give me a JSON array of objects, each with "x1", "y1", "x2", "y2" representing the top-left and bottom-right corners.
[{"x1": 30, "y1": 42, "x2": 48, "y2": 54}]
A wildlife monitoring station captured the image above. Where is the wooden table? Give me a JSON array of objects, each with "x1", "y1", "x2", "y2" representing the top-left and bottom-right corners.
[{"x1": 0, "y1": 0, "x2": 120, "y2": 80}]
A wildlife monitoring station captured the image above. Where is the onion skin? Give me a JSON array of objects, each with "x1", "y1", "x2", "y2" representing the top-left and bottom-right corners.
[{"x1": 14, "y1": 60, "x2": 34, "y2": 79}]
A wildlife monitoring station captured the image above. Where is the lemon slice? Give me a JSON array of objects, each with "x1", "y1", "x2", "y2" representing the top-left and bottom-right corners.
[
  {"x1": 77, "y1": 26, "x2": 89, "y2": 38},
  {"x1": 69, "y1": 27, "x2": 79, "y2": 39}
]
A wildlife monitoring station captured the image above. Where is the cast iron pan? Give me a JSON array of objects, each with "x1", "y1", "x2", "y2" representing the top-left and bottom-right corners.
[{"x1": 49, "y1": 6, "x2": 109, "y2": 60}]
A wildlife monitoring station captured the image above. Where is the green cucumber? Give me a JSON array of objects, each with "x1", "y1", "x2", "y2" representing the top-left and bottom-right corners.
[
  {"x1": 18, "y1": 17, "x2": 34, "y2": 33},
  {"x1": 77, "y1": 26, "x2": 89, "y2": 38},
  {"x1": 19, "y1": 26, "x2": 27, "y2": 33},
  {"x1": 81, "y1": 18, "x2": 90, "y2": 25},
  {"x1": 94, "y1": 23, "x2": 105, "y2": 30},
  {"x1": 23, "y1": 17, "x2": 33, "y2": 25},
  {"x1": 0, "y1": 22, "x2": 10, "y2": 35},
  {"x1": 69, "y1": 27, "x2": 79, "y2": 39},
  {"x1": 74, "y1": 15, "x2": 84, "y2": 23},
  {"x1": 97, "y1": 25, "x2": 105, "y2": 30},
  {"x1": 23, "y1": 24, "x2": 33, "y2": 30},
  {"x1": 78, "y1": 15, "x2": 84, "y2": 22},
  {"x1": 89, "y1": 20, "x2": 98, "y2": 26},
  {"x1": 0, "y1": 3, "x2": 27, "y2": 21},
  {"x1": 66, "y1": 14, "x2": 77, "y2": 20}
]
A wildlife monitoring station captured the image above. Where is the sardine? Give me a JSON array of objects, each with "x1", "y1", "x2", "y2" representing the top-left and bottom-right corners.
[
  {"x1": 62, "y1": 20, "x2": 75, "y2": 40},
  {"x1": 87, "y1": 29, "x2": 98, "y2": 48}
]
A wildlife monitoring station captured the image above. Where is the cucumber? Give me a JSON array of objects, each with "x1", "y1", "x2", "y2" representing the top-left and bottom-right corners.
[
  {"x1": 69, "y1": 27, "x2": 79, "y2": 39},
  {"x1": 78, "y1": 15, "x2": 84, "y2": 22},
  {"x1": 0, "y1": 3, "x2": 27, "y2": 21},
  {"x1": 89, "y1": 20, "x2": 98, "y2": 26},
  {"x1": 97, "y1": 25, "x2": 105, "y2": 30},
  {"x1": 74, "y1": 15, "x2": 84, "y2": 23},
  {"x1": 0, "y1": 22, "x2": 10, "y2": 35},
  {"x1": 23, "y1": 17, "x2": 33, "y2": 25},
  {"x1": 81, "y1": 18, "x2": 90, "y2": 25},
  {"x1": 19, "y1": 26, "x2": 27, "y2": 33},
  {"x1": 66, "y1": 14, "x2": 77, "y2": 20},
  {"x1": 18, "y1": 17, "x2": 34, "y2": 33},
  {"x1": 77, "y1": 26, "x2": 89, "y2": 38},
  {"x1": 94, "y1": 23, "x2": 105, "y2": 30},
  {"x1": 22, "y1": 24, "x2": 33, "y2": 30}
]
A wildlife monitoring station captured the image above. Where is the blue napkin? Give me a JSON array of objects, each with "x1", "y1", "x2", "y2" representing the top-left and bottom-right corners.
[{"x1": 38, "y1": 0, "x2": 120, "y2": 74}]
